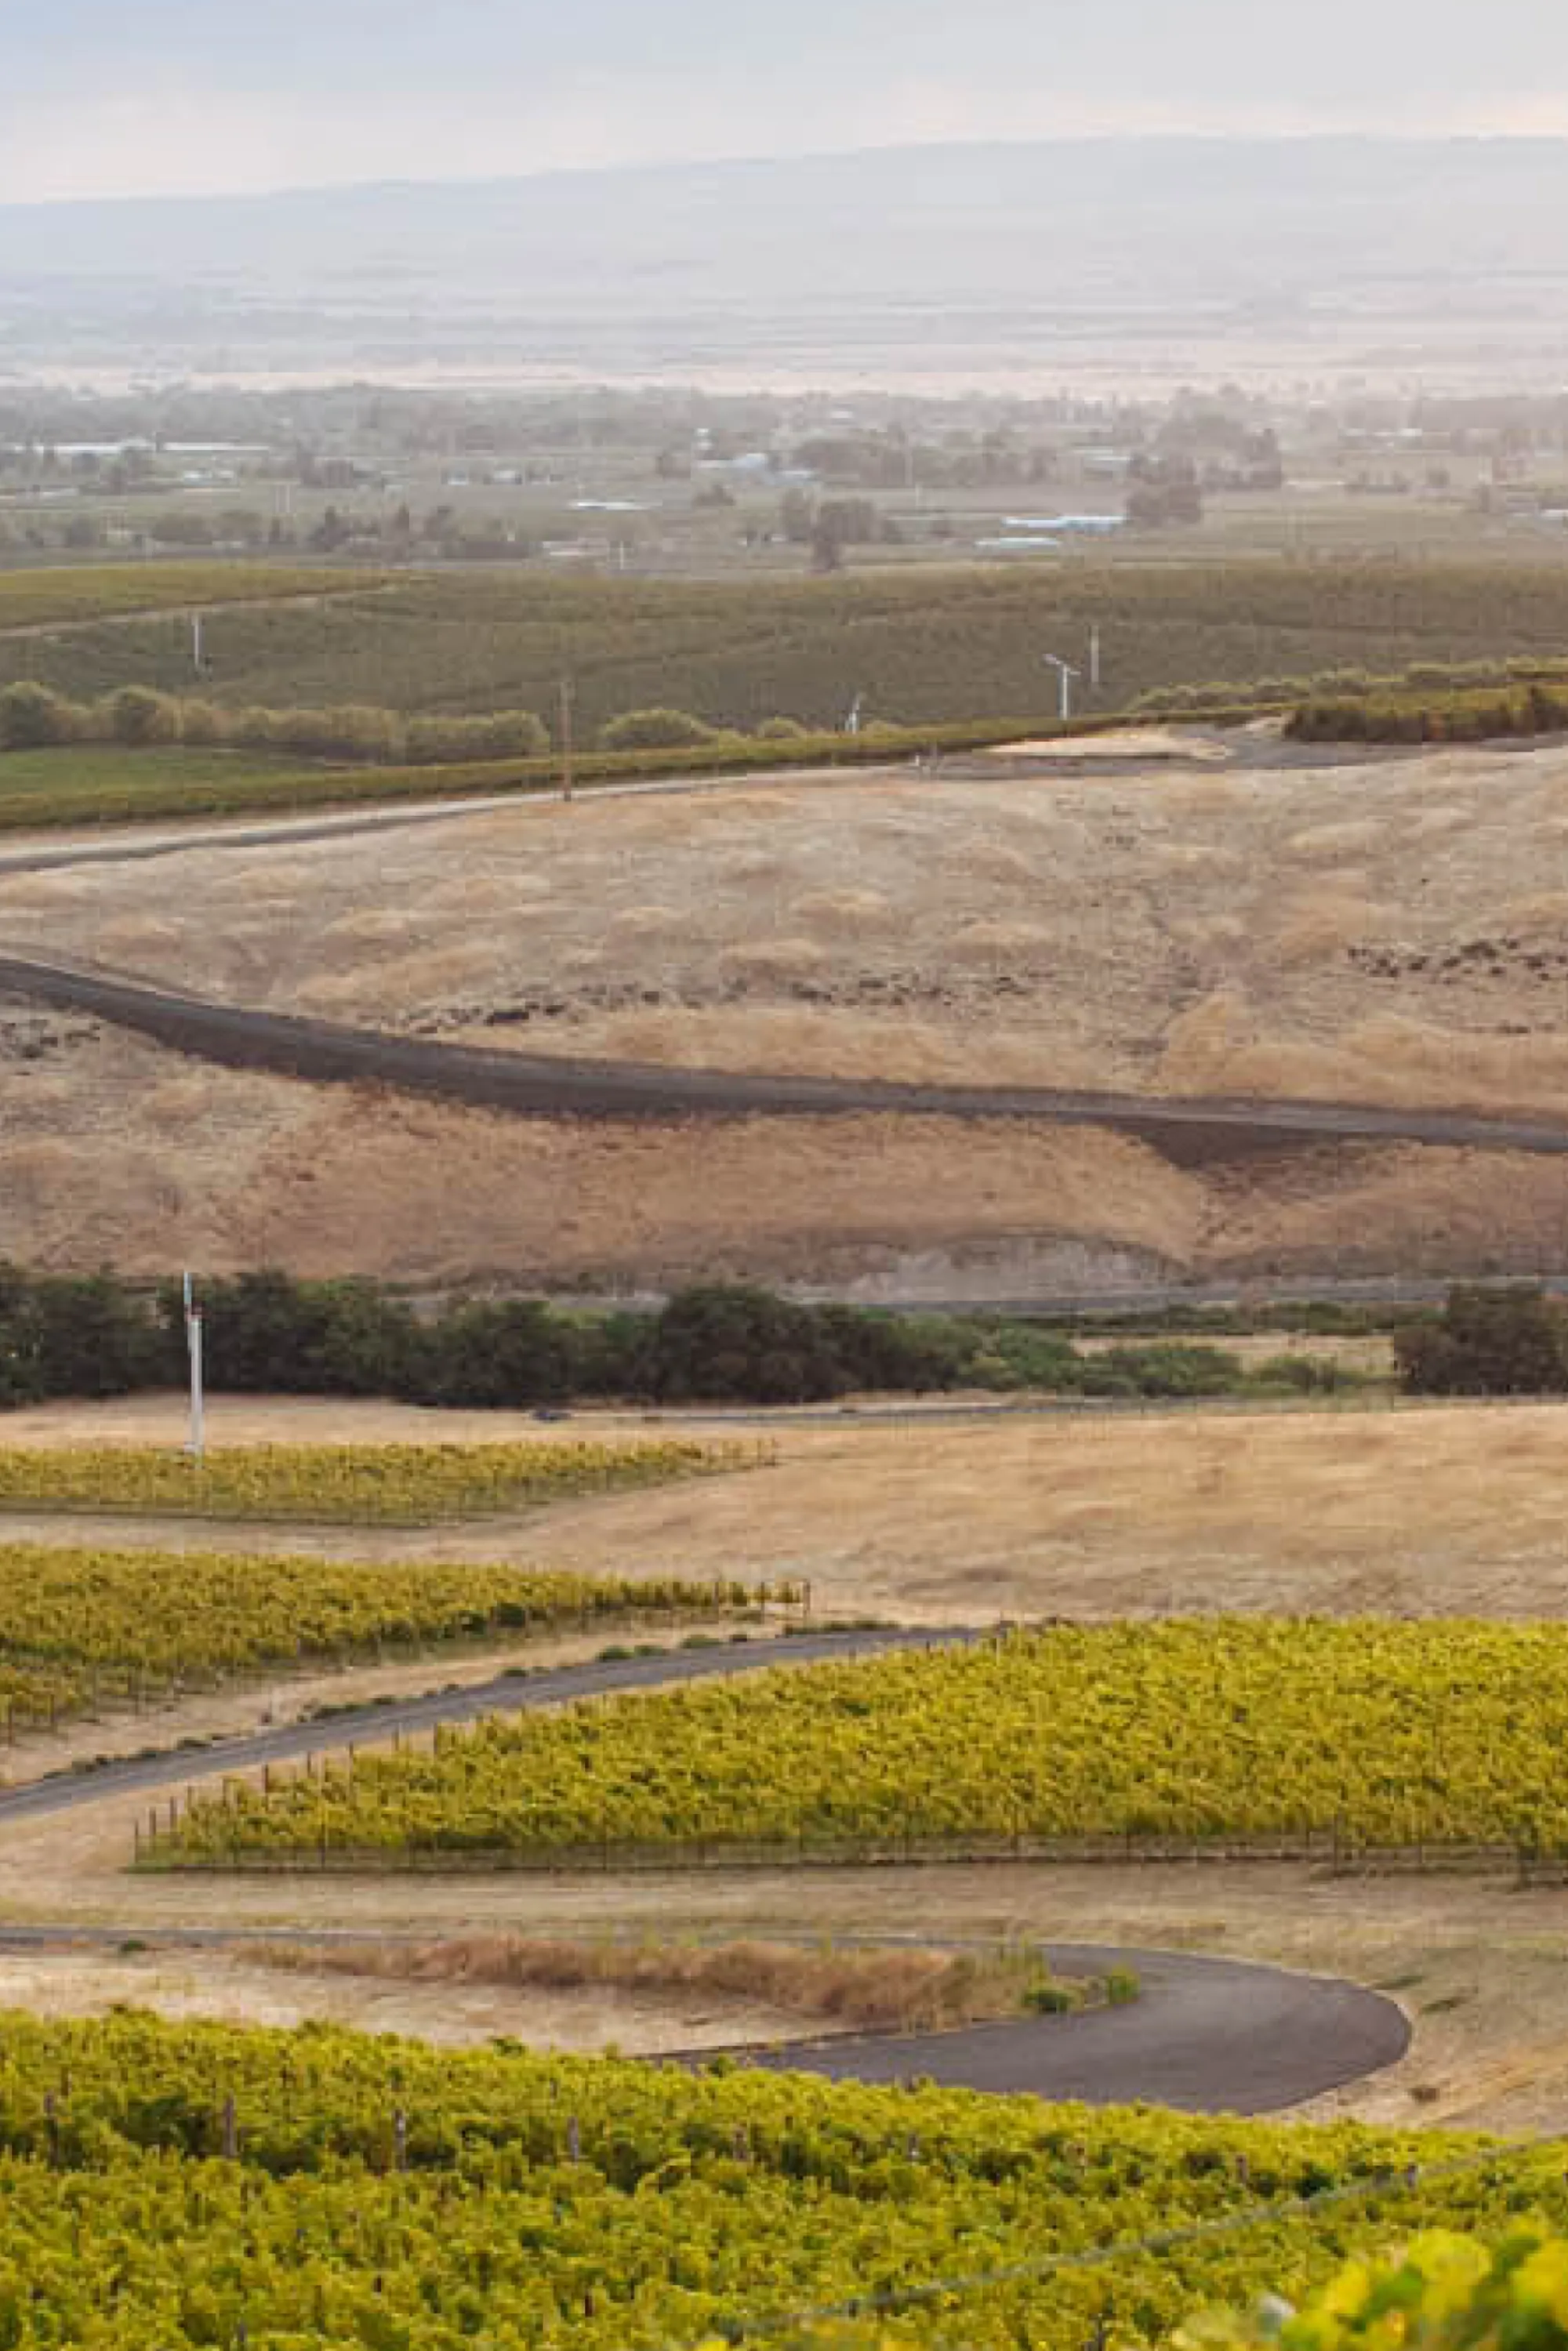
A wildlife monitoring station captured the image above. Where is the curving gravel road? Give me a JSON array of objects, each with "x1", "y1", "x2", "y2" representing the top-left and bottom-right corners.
[{"x1": 5, "y1": 947, "x2": 1568, "y2": 1156}]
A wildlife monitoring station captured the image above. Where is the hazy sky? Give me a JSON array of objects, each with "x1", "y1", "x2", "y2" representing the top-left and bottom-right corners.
[{"x1": 7, "y1": 0, "x2": 1568, "y2": 201}]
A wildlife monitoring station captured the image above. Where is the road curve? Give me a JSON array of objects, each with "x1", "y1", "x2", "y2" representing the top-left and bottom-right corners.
[
  {"x1": 749, "y1": 1942, "x2": 1410, "y2": 2114},
  {"x1": 0, "y1": 1627, "x2": 1410, "y2": 2115},
  {"x1": 0, "y1": 1627, "x2": 976, "y2": 1827},
  {"x1": 5, "y1": 947, "x2": 1568, "y2": 1156},
  {"x1": 0, "y1": 1924, "x2": 1410, "y2": 2116}
]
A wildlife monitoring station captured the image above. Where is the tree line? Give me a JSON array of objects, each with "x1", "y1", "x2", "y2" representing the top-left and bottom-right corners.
[
  {"x1": 0, "y1": 1271, "x2": 1363, "y2": 1413},
  {"x1": 0, "y1": 683, "x2": 550, "y2": 767},
  {"x1": 0, "y1": 682, "x2": 853, "y2": 767},
  {"x1": 1394, "y1": 1286, "x2": 1568, "y2": 1395},
  {"x1": 1290, "y1": 678, "x2": 1568, "y2": 745}
]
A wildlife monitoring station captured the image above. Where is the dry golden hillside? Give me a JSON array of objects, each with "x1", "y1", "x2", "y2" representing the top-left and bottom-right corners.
[{"x1": 2, "y1": 739, "x2": 1566, "y2": 1289}]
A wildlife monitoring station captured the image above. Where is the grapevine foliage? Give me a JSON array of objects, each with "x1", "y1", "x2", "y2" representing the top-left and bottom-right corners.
[
  {"x1": 0, "y1": 1540, "x2": 775, "y2": 1729},
  {"x1": 0, "y1": 1436, "x2": 757, "y2": 1522},
  {"x1": 163, "y1": 1620, "x2": 1568, "y2": 1864},
  {"x1": 0, "y1": 2009, "x2": 1547, "y2": 2349}
]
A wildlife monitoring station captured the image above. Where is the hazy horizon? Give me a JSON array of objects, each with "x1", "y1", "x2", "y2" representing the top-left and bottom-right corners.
[
  {"x1": 12, "y1": 124, "x2": 1568, "y2": 217},
  {"x1": 7, "y1": 0, "x2": 1568, "y2": 202}
]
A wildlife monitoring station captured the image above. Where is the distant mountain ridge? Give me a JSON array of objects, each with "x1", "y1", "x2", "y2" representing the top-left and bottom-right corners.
[{"x1": 7, "y1": 136, "x2": 1568, "y2": 386}]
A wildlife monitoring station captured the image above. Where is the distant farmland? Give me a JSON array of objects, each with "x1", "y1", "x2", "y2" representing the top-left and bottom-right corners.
[
  {"x1": 0, "y1": 564, "x2": 365, "y2": 632},
  {"x1": 10, "y1": 560, "x2": 1568, "y2": 737}
]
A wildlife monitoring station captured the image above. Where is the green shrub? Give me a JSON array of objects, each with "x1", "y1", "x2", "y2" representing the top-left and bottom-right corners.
[
  {"x1": 600, "y1": 706, "x2": 717, "y2": 750},
  {"x1": 105, "y1": 686, "x2": 183, "y2": 746},
  {"x1": 405, "y1": 710, "x2": 550, "y2": 761},
  {"x1": 1025, "y1": 1982, "x2": 1084, "y2": 2015},
  {"x1": 0, "y1": 680, "x2": 79, "y2": 749}
]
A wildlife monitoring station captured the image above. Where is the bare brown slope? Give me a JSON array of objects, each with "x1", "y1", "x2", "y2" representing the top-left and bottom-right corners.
[
  {"x1": 2, "y1": 1030, "x2": 1567, "y2": 1288},
  {"x1": 4, "y1": 744, "x2": 1567, "y2": 1289}
]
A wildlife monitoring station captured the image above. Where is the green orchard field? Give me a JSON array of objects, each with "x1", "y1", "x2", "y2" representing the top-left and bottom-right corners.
[{"x1": 0, "y1": 563, "x2": 365, "y2": 630}]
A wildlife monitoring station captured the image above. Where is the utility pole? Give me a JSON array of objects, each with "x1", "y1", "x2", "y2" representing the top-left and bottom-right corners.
[
  {"x1": 1043, "y1": 653, "x2": 1082, "y2": 724},
  {"x1": 183, "y1": 1272, "x2": 205, "y2": 1464},
  {"x1": 1089, "y1": 626, "x2": 1102, "y2": 692},
  {"x1": 559, "y1": 676, "x2": 575, "y2": 803},
  {"x1": 191, "y1": 614, "x2": 205, "y2": 675}
]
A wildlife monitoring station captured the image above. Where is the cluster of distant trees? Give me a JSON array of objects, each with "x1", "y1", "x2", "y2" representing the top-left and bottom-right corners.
[
  {"x1": 1124, "y1": 455, "x2": 1205, "y2": 530},
  {"x1": 776, "y1": 491, "x2": 907, "y2": 571},
  {"x1": 1396, "y1": 1289, "x2": 1568, "y2": 1396},
  {"x1": 783, "y1": 433, "x2": 1059, "y2": 491},
  {"x1": 0, "y1": 683, "x2": 551, "y2": 767},
  {"x1": 0, "y1": 1272, "x2": 1359, "y2": 1413},
  {"x1": 0, "y1": 502, "x2": 541, "y2": 564}
]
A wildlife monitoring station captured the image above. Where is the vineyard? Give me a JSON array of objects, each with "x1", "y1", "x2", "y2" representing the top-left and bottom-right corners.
[
  {"x1": 153, "y1": 1620, "x2": 1568, "y2": 1867},
  {"x1": 0, "y1": 563, "x2": 364, "y2": 632},
  {"x1": 11, "y1": 560, "x2": 1568, "y2": 733},
  {"x1": 0, "y1": 1539, "x2": 779, "y2": 1734},
  {"x1": 0, "y1": 1436, "x2": 760, "y2": 1524},
  {"x1": 0, "y1": 2008, "x2": 1546, "y2": 2348},
  {"x1": 1224, "y1": 2228, "x2": 1568, "y2": 2351}
]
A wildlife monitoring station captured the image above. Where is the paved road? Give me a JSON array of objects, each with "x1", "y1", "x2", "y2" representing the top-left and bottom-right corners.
[
  {"x1": 0, "y1": 1915, "x2": 1409, "y2": 2116},
  {"x1": 747, "y1": 1942, "x2": 1410, "y2": 2114},
  {"x1": 0, "y1": 1627, "x2": 1411, "y2": 2114},
  {"x1": 0, "y1": 1627, "x2": 975, "y2": 1827},
  {"x1": 5, "y1": 947, "x2": 1568, "y2": 1156}
]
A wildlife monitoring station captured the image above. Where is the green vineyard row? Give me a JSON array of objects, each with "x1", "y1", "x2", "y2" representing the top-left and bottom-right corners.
[
  {"x1": 0, "y1": 2008, "x2": 1544, "y2": 2349},
  {"x1": 0, "y1": 1539, "x2": 788, "y2": 1736},
  {"x1": 0, "y1": 1436, "x2": 762, "y2": 1524},
  {"x1": 154, "y1": 1620, "x2": 1568, "y2": 1866}
]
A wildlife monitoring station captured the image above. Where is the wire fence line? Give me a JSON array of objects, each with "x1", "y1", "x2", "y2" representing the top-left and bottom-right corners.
[
  {"x1": 649, "y1": 2134, "x2": 1568, "y2": 2350},
  {"x1": 138, "y1": 1817, "x2": 1568, "y2": 1882}
]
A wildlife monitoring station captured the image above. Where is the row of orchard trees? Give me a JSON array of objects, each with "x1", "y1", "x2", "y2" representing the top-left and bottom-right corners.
[
  {"x1": 0, "y1": 680, "x2": 834, "y2": 765},
  {"x1": 0, "y1": 680, "x2": 551, "y2": 764}
]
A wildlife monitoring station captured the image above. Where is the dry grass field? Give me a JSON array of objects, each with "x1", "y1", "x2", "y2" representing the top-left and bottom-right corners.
[
  {"x1": 2, "y1": 740, "x2": 1567, "y2": 1288},
  {"x1": 5, "y1": 1394, "x2": 1568, "y2": 1627}
]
